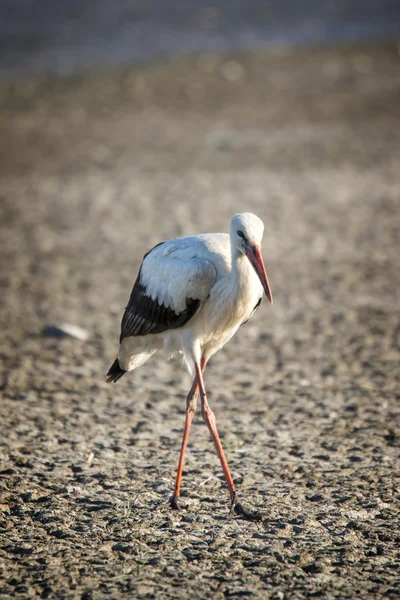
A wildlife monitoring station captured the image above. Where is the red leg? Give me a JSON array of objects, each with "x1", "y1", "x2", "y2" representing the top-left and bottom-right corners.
[
  {"x1": 170, "y1": 357, "x2": 207, "y2": 509},
  {"x1": 170, "y1": 377, "x2": 198, "y2": 509},
  {"x1": 195, "y1": 362, "x2": 236, "y2": 508}
]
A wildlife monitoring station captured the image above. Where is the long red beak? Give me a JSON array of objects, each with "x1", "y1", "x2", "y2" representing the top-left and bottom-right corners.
[{"x1": 246, "y1": 244, "x2": 273, "y2": 304}]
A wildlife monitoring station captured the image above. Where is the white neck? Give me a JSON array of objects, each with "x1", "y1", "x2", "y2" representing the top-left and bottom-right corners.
[{"x1": 230, "y1": 244, "x2": 254, "y2": 291}]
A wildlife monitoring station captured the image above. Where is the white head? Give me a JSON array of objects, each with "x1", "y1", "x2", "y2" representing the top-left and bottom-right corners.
[
  {"x1": 230, "y1": 212, "x2": 264, "y2": 250},
  {"x1": 229, "y1": 212, "x2": 273, "y2": 303}
]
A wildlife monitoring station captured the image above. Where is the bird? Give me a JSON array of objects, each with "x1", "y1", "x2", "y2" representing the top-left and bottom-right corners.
[{"x1": 106, "y1": 212, "x2": 273, "y2": 512}]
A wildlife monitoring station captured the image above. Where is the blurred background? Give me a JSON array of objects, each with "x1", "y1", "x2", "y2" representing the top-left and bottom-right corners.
[{"x1": 1, "y1": 0, "x2": 399, "y2": 76}]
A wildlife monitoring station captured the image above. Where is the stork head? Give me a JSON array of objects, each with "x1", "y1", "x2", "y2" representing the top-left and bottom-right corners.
[{"x1": 230, "y1": 212, "x2": 273, "y2": 304}]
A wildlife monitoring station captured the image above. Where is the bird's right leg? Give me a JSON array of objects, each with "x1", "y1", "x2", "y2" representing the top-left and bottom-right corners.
[
  {"x1": 195, "y1": 362, "x2": 237, "y2": 510},
  {"x1": 170, "y1": 357, "x2": 206, "y2": 509}
]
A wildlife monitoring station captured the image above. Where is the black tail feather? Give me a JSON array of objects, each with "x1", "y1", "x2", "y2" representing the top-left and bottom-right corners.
[{"x1": 106, "y1": 358, "x2": 126, "y2": 383}]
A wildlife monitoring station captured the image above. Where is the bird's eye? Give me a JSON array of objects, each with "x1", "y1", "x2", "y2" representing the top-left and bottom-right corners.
[{"x1": 237, "y1": 230, "x2": 245, "y2": 240}]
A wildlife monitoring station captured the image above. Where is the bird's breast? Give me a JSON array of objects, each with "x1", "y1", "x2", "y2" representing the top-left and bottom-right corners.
[{"x1": 202, "y1": 272, "x2": 262, "y2": 342}]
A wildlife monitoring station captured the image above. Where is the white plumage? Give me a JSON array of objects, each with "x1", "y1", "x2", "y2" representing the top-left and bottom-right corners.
[{"x1": 106, "y1": 212, "x2": 273, "y2": 513}]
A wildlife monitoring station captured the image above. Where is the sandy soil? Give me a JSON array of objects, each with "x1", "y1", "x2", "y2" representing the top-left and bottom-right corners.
[{"x1": 0, "y1": 42, "x2": 399, "y2": 599}]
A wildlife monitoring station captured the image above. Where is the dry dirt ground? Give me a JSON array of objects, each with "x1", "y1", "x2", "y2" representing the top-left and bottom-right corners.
[{"x1": 0, "y1": 42, "x2": 399, "y2": 599}]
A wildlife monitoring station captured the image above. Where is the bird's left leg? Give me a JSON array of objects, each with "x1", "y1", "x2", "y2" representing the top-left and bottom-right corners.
[
  {"x1": 170, "y1": 356, "x2": 207, "y2": 509},
  {"x1": 195, "y1": 362, "x2": 237, "y2": 509}
]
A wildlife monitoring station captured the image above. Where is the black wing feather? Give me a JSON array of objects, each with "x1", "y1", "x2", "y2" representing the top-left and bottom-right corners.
[
  {"x1": 120, "y1": 270, "x2": 201, "y2": 342},
  {"x1": 242, "y1": 297, "x2": 262, "y2": 326}
]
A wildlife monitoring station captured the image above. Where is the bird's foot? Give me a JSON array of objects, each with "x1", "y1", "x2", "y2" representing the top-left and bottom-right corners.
[
  {"x1": 170, "y1": 495, "x2": 181, "y2": 510},
  {"x1": 229, "y1": 491, "x2": 237, "y2": 516},
  {"x1": 234, "y1": 500, "x2": 263, "y2": 521}
]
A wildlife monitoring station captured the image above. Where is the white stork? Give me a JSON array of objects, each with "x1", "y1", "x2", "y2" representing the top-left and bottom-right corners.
[{"x1": 106, "y1": 212, "x2": 273, "y2": 513}]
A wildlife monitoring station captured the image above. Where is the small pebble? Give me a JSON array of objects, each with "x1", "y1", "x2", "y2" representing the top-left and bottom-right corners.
[{"x1": 42, "y1": 324, "x2": 89, "y2": 341}]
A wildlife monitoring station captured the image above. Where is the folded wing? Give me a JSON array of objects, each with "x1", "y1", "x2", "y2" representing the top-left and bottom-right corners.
[{"x1": 120, "y1": 238, "x2": 217, "y2": 341}]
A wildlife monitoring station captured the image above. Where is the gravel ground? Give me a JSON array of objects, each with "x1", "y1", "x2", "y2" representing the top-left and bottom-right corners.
[{"x1": 0, "y1": 42, "x2": 399, "y2": 599}]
